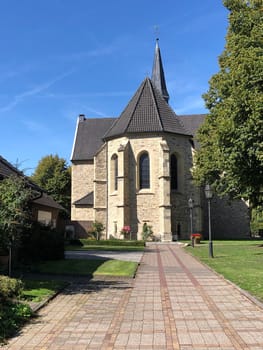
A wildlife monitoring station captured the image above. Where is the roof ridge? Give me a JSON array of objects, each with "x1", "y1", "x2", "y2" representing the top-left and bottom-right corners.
[
  {"x1": 0, "y1": 155, "x2": 25, "y2": 177},
  {"x1": 125, "y1": 78, "x2": 147, "y2": 132},
  {"x1": 102, "y1": 118, "x2": 119, "y2": 139},
  {"x1": 147, "y1": 78, "x2": 164, "y2": 131}
]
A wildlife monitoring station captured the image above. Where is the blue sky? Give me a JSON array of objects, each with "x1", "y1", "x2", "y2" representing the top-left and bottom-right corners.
[{"x1": 0, "y1": 0, "x2": 228, "y2": 175}]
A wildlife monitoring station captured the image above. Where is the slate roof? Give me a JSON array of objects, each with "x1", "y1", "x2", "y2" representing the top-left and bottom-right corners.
[
  {"x1": 71, "y1": 117, "x2": 116, "y2": 161},
  {"x1": 70, "y1": 109, "x2": 207, "y2": 162},
  {"x1": 178, "y1": 114, "x2": 206, "y2": 148},
  {"x1": 73, "y1": 192, "x2": 94, "y2": 206},
  {"x1": 178, "y1": 114, "x2": 206, "y2": 135},
  {"x1": 104, "y1": 78, "x2": 190, "y2": 139}
]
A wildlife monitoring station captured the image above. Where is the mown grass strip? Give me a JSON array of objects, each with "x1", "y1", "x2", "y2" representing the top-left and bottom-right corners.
[
  {"x1": 94, "y1": 260, "x2": 138, "y2": 277},
  {"x1": 185, "y1": 240, "x2": 263, "y2": 302},
  {"x1": 21, "y1": 280, "x2": 68, "y2": 302},
  {"x1": 32, "y1": 258, "x2": 138, "y2": 278}
]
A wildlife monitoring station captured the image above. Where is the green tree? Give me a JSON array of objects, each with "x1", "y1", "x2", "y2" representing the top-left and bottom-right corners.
[
  {"x1": 0, "y1": 176, "x2": 33, "y2": 254},
  {"x1": 31, "y1": 155, "x2": 71, "y2": 212},
  {"x1": 194, "y1": 0, "x2": 263, "y2": 207}
]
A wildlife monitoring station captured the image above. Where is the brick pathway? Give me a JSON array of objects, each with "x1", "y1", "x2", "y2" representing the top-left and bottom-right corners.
[{"x1": 3, "y1": 244, "x2": 263, "y2": 349}]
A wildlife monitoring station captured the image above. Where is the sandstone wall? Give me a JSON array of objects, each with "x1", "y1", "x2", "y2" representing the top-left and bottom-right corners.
[
  {"x1": 94, "y1": 144, "x2": 107, "y2": 238},
  {"x1": 71, "y1": 161, "x2": 95, "y2": 228},
  {"x1": 106, "y1": 134, "x2": 198, "y2": 240},
  {"x1": 166, "y1": 134, "x2": 202, "y2": 239}
]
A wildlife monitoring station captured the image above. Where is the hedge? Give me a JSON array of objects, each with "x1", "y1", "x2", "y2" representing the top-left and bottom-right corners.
[
  {"x1": 80, "y1": 239, "x2": 145, "y2": 247},
  {"x1": 19, "y1": 223, "x2": 64, "y2": 262}
]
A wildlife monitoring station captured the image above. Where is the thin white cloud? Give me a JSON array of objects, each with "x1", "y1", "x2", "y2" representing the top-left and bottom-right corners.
[
  {"x1": 80, "y1": 104, "x2": 109, "y2": 118},
  {"x1": 54, "y1": 43, "x2": 117, "y2": 63},
  {"x1": 40, "y1": 91, "x2": 132, "y2": 99},
  {"x1": 22, "y1": 120, "x2": 49, "y2": 133},
  {"x1": 0, "y1": 70, "x2": 74, "y2": 113},
  {"x1": 62, "y1": 103, "x2": 111, "y2": 123},
  {"x1": 173, "y1": 96, "x2": 206, "y2": 115}
]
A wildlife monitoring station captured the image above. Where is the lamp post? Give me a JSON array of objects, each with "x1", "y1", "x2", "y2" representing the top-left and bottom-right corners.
[
  {"x1": 188, "y1": 198, "x2": 194, "y2": 247},
  {"x1": 204, "y1": 184, "x2": 214, "y2": 258}
]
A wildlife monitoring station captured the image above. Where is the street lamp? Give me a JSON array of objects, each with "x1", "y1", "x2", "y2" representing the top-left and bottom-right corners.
[
  {"x1": 204, "y1": 184, "x2": 214, "y2": 258},
  {"x1": 188, "y1": 198, "x2": 194, "y2": 247}
]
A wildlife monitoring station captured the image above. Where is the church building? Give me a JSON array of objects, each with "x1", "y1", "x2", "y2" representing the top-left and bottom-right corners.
[{"x1": 70, "y1": 40, "x2": 250, "y2": 241}]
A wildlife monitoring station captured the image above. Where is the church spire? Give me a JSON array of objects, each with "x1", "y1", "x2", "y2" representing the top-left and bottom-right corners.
[{"x1": 151, "y1": 39, "x2": 170, "y2": 103}]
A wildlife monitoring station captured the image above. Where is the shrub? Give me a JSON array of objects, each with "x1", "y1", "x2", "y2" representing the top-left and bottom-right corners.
[
  {"x1": 86, "y1": 230, "x2": 97, "y2": 240},
  {"x1": 80, "y1": 239, "x2": 145, "y2": 247},
  {"x1": 0, "y1": 176, "x2": 33, "y2": 257},
  {"x1": 91, "y1": 221, "x2": 105, "y2": 240},
  {"x1": 142, "y1": 223, "x2": 153, "y2": 241},
  {"x1": 19, "y1": 222, "x2": 64, "y2": 262},
  {"x1": 0, "y1": 300, "x2": 32, "y2": 344},
  {"x1": 0, "y1": 276, "x2": 23, "y2": 301},
  {"x1": 68, "y1": 239, "x2": 83, "y2": 246}
]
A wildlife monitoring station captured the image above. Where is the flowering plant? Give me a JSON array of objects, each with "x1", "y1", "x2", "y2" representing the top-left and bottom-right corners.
[
  {"x1": 120, "y1": 225, "x2": 131, "y2": 236},
  {"x1": 190, "y1": 233, "x2": 202, "y2": 239},
  {"x1": 190, "y1": 233, "x2": 202, "y2": 245}
]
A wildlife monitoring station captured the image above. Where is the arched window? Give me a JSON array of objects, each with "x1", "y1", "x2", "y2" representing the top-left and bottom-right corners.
[
  {"x1": 111, "y1": 154, "x2": 118, "y2": 191},
  {"x1": 139, "y1": 152, "x2": 150, "y2": 189},
  {"x1": 170, "y1": 154, "x2": 178, "y2": 190}
]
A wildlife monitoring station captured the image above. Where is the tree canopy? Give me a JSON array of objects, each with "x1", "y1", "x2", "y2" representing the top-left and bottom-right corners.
[
  {"x1": 31, "y1": 155, "x2": 71, "y2": 212},
  {"x1": 194, "y1": 0, "x2": 263, "y2": 207}
]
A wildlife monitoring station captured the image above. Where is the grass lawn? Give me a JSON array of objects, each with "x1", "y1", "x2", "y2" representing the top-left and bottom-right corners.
[
  {"x1": 21, "y1": 280, "x2": 68, "y2": 302},
  {"x1": 94, "y1": 260, "x2": 138, "y2": 277},
  {"x1": 185, "y1": 240, "x2": 263, "y2": 302},
  {"x1": 32, "y1": 259, "x2": 138, "y2": 278}
]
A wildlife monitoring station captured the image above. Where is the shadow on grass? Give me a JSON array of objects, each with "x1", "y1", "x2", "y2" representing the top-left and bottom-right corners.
[{"x1": 30, "y1": 258, "x2": 108, "y2": 276}]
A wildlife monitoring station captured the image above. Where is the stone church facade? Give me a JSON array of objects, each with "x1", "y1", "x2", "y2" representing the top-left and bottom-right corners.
[{"x1": 71, "y1": 41, "x2": 250, "y2": 241}]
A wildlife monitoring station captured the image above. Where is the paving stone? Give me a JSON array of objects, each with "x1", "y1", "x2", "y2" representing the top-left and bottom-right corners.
[{"x1": 2, "y1": 243, "x2": 263, "y2": 349}]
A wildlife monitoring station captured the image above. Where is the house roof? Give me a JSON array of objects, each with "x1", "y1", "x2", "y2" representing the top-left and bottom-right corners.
[
  {"x1": 73, "y1": 191, "x2": 94, "y2": 206},
  {"x1": 104, "y1": 78, "x2": 191, "y2": 139},
  {"x1": 71, "y1": 116, "x2": 116, "y2": 161},
  {"x1": 0, "y1": 155, "x2": 41, "y2": 192},
  {"x1": 32, "y1": 192, "x2": 64, "y2": 210},
  {"x1": 0, "y1": 155, "x2": 25, "y2": 178},
  {"x1": 0, "y1": 155, "x2": 65, "y2": 211}
]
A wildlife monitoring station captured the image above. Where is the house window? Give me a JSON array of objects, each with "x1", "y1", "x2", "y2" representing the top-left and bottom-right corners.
[
  {"x1": 139, "y1": 152, "x2": 150, "y2": 189},
  {"x1": 37, "y1": 210, "x2": 52, "y2": 226},
  {"x1": 111, "y1": 154, "x2": 118, "y2": 191},
  {"x1": 170, "y1": 154, "x2": 178, "y2": 190}
]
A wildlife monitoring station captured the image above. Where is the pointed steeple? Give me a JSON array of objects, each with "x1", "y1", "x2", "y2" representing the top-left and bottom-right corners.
[{"x1": 151, "y1": 39, "x2": 170, "y2": 103}]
